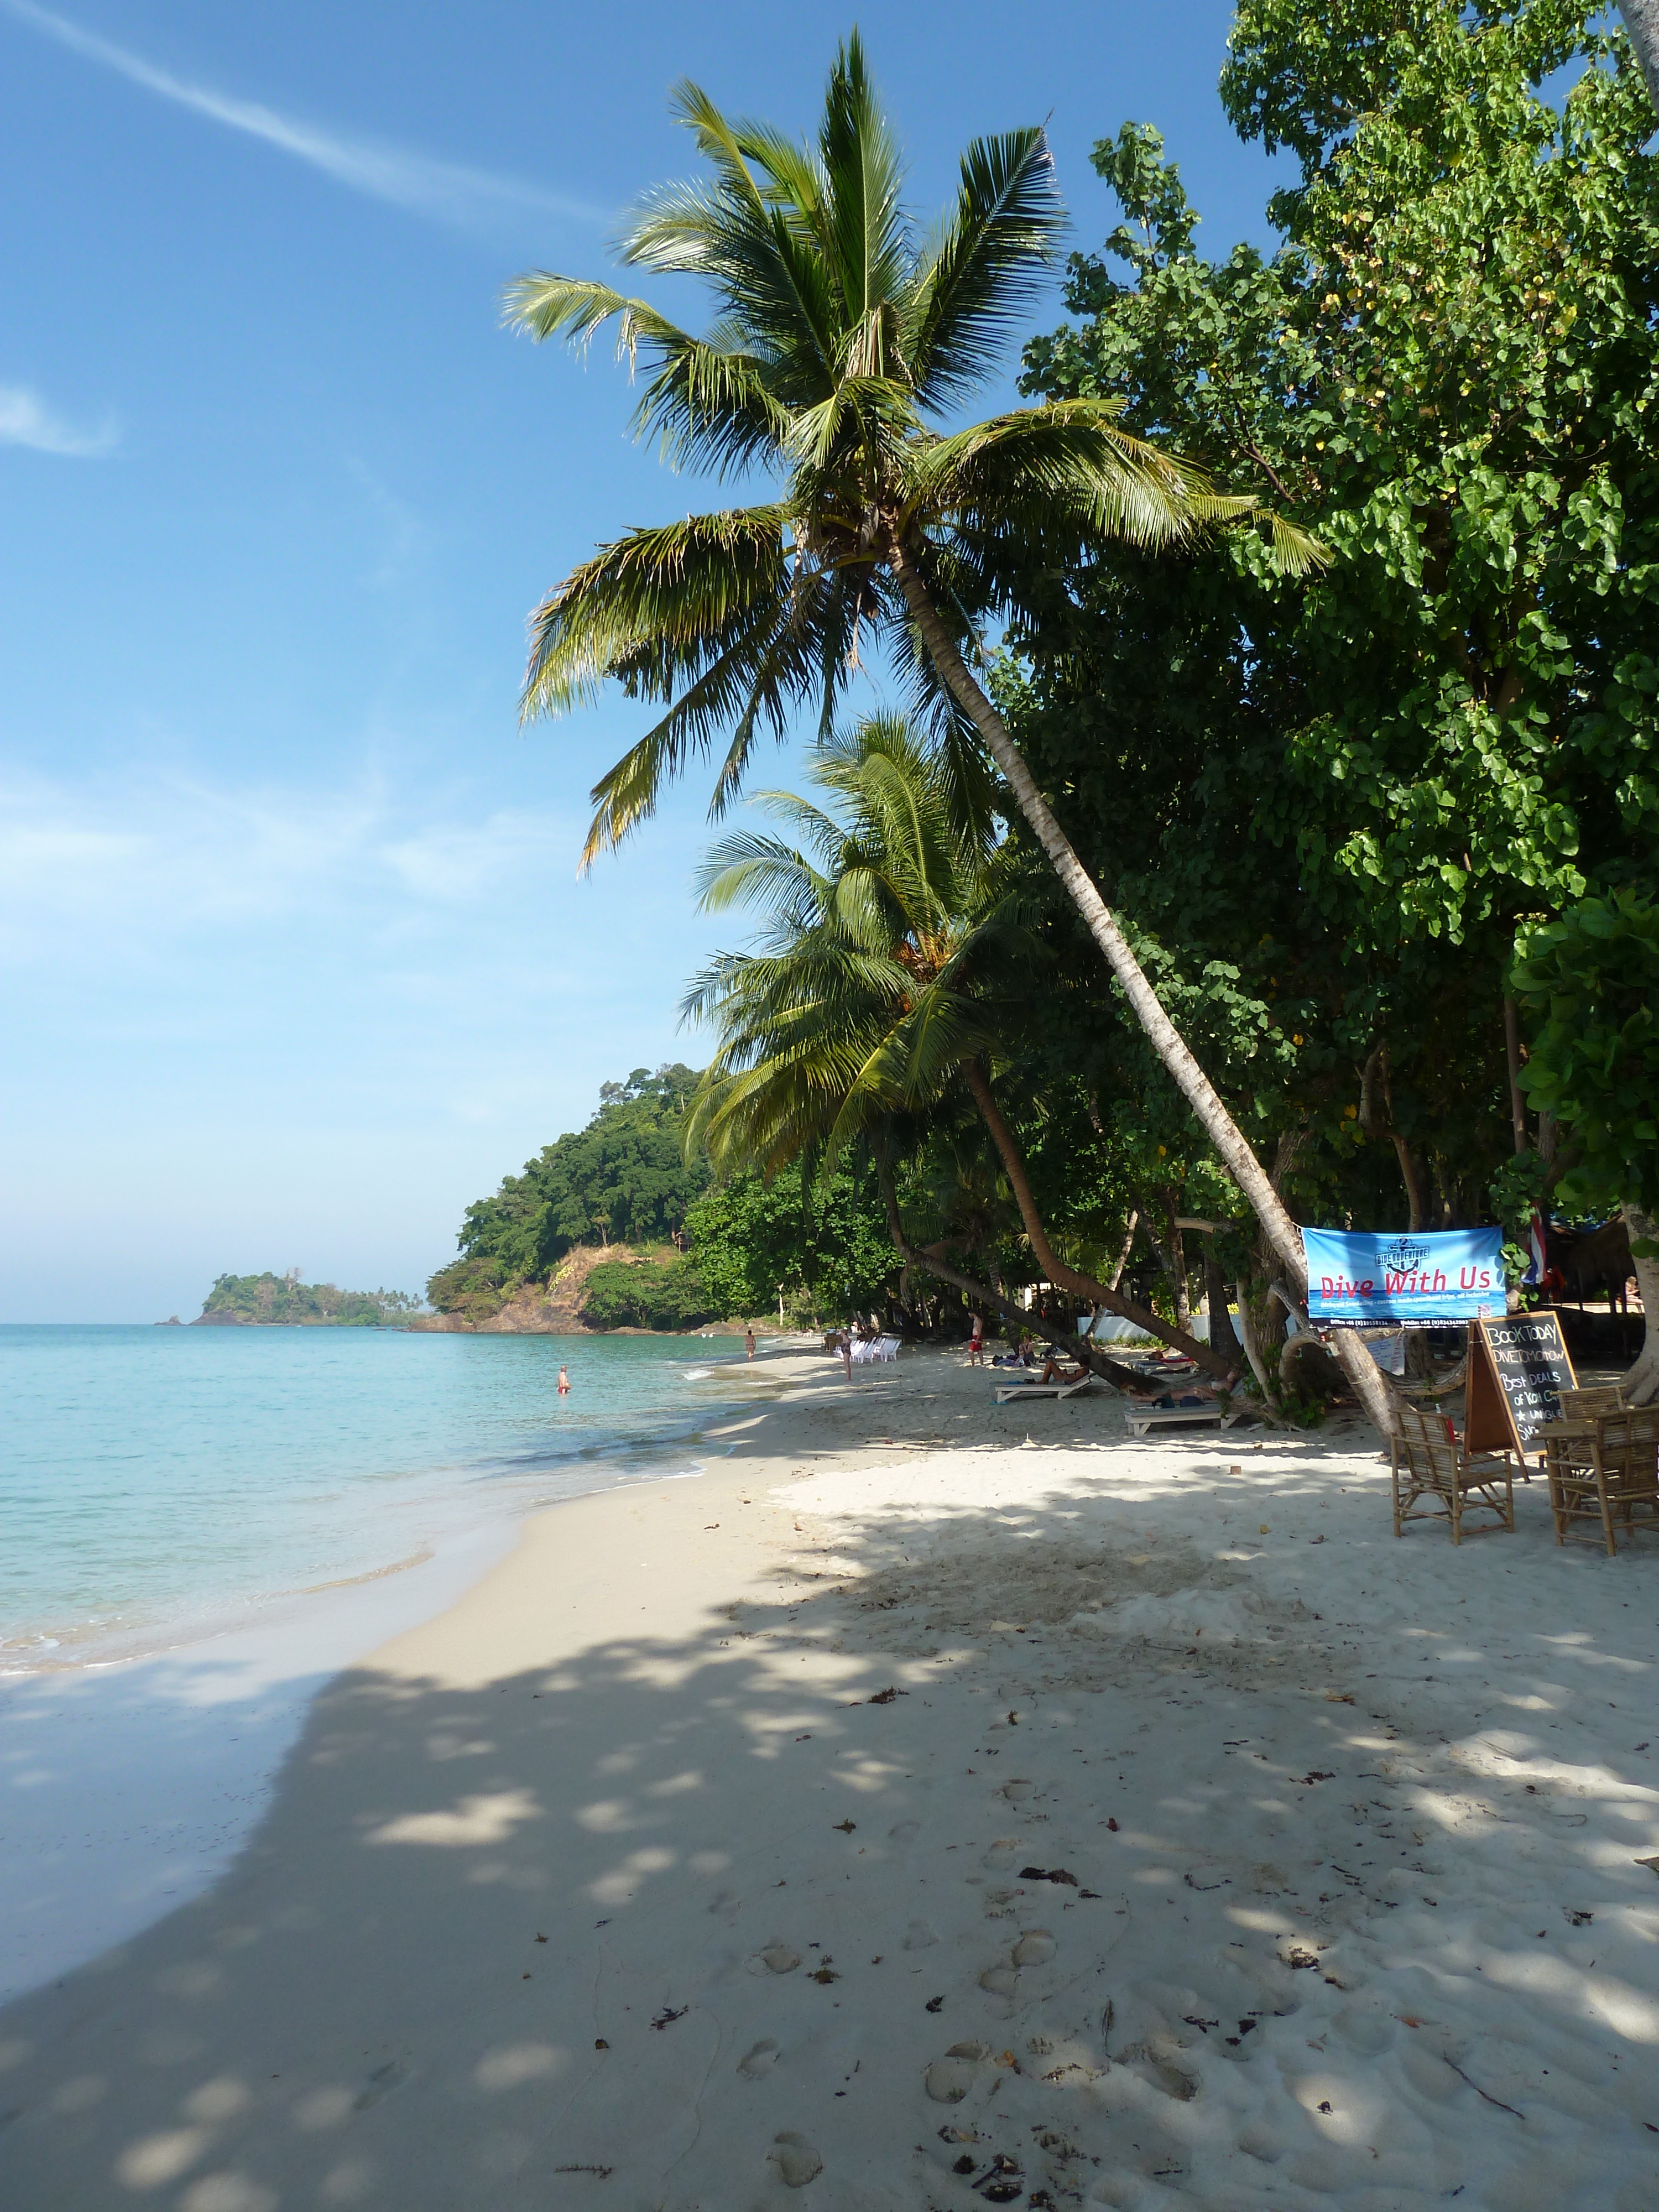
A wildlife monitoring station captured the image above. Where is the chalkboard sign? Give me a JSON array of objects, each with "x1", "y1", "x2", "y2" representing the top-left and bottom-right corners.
[{"x1": 1465, "y1": 1312, "x2": 1578, "y2": 1455}]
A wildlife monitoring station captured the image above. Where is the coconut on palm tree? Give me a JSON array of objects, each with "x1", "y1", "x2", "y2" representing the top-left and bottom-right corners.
[
  {"x1": 684, "y1": 712, "x2": 1239, "y2": 1380},
  {"x1": 507, "y1": 34, "x2": 1395, "y2": 1430}
]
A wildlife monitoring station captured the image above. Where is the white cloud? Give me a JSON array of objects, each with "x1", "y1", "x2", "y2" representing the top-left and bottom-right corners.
[
  {"x1": 3, "y1": 0, "x2": 608, "y2": 233},
  {"x1": 0, "y1": 768, "x2": 573, "y2": 964},
  {"x1": 0, "y1": 382, "x2": 118, "y2": 456}
]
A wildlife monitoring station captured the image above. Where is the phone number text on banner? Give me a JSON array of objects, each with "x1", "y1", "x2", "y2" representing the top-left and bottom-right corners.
[{"x1": 1302, "y1": 1228, "x2": 1505, "y2": 1327}]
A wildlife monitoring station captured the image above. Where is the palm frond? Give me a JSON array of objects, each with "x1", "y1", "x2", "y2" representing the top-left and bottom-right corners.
[
  {"x1": 521, "y1": 507, "x2": 790, "y2": 722},
  {"x1": 818, "y1": 34, "x2": 910, "y2": 324},
  {"x1": 1261, "y1": 507, "x2": 1333, "y2": 575},
  {"x1": 903, "y1": 401, "x2": 1222, "y2": 550},
  {"x1": 503, "y1": 274, "x2": 688, "y2": 368},
  {"x1": 904, "y1": 128, "x2": 1064, "y2": 403}
]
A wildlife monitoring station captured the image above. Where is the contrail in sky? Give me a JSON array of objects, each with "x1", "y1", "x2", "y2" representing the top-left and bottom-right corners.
[{"x1": 3, "y1": 0, "x2": 607, "y2": 232}]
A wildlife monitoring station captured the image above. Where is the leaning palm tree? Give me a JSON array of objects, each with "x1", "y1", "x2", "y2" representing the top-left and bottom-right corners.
[
  {"x1": 683, "y1": 713, "x2": 1237, "y2": 1381},
  {"x1": 507, "y1": 34, "x2": 1394, "y2": 1430}
]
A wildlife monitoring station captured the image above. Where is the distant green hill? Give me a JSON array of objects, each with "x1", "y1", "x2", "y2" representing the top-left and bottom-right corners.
[{"x1": 195, "y1": 1272, "x2": 424, "y2": 1327}]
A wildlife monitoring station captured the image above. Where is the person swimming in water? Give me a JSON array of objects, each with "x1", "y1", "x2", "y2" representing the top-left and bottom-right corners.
[{"x1": 557, "y1": 1364, "x2": 569, "y2": 1395}]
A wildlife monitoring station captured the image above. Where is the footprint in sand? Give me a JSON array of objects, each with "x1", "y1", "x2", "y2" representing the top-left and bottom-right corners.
[
  {"x1": 749, "y1": 1943, "x2": 801, "y2": 1976},
  {"x1": 980, "y1": 1926, "x2": 1055, "y2": 1997},
  {"x1": 766, "y1": 2132, "x2": 823, "y2": 2186},
  {"x1": 982, "y1": 1840, "x2": 1019, "y2": 1871},
  {"x1": 739, "y1": 2039, "x2": 780, "y2": 2079},
  {"x1": 902, "y1": 1919, "x2": 939, "y2": 1950},
  {"x1": 888, "y1": 1819, "x2": 921, "y2": 1845},
  {"x1": 999, "y1": 1780, "x2": 1035, "y2": 1804},
  {"x1": 925, "y1": 2042, "x2": 990, "y2": 2103}
]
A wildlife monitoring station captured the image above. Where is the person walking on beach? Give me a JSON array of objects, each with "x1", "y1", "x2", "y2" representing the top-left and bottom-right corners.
[
  {"x1": 557, "y1": 1364, "x2": 570, "y2": 1395},
  {"x1": 744, "y1": 1326, "x2": 756, "y2": 1360},
  {"x1": 967, "y1": 1310, "x2": 984, "y2": 1366},
  {"x1": 839, "y1": 1328, "x2": 853, "y2": 1383}
]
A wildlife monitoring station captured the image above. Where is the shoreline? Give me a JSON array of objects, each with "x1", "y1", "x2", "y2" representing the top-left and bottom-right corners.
[
  {"x1": 0, "y1": 1368, "x2": 791, "y2": 2004},
  {"x1": 0, "y1": 1326, "x2": 765, "y2": 1681},
  {"x1": 3, "y1": 1344, "x2": 1656, "y2": 2206}
]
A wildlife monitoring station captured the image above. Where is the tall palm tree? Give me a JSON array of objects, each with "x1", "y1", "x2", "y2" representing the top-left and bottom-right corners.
[
  {"x1": 682, "y1": 713, "x2": 1238, "y2": 1380},
  {"x1": 507, "y1": 35, "x2": 1394, "y2": 1430}
]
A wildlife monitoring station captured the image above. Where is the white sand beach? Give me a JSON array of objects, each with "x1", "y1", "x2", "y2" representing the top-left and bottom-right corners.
[{"x1": 2, "y1": 1344, "x2": 1656, "y2": 2210}]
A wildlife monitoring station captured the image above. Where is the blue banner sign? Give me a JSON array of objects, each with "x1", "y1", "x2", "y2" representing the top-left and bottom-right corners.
[{"x1": 1302, "y1": 1227, "x2": 1505, "y2": 1327}]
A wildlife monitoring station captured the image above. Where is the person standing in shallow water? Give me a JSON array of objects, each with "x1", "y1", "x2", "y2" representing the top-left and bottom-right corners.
[
  {"x1": 744, "y1": 1327, "x2": 756, "y2": 1360},
  {"x1": 557, "y1": 1364, "x2": 570, "y2": 1395}
]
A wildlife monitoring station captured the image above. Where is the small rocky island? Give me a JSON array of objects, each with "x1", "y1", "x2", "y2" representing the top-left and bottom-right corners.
[{"x1": 192, "y1": 1271, "x2": 425, "y2": 1327}]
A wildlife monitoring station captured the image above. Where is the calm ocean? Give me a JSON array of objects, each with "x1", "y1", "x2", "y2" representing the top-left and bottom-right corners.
[{"x1": 0, "y1": 1323, "x2": 751, "y2": 1672}]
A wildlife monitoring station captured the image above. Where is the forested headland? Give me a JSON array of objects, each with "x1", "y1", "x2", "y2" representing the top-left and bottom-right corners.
[
  {"x1": 437, "y1": 4, "x2": 1659, "y2": 1412},
  {"x1": 196, "y1": 1274, "x2": 425, "y2": 1327},
  {"x1": 424, "y1": 1067, "x2": 898, "y2": 1332}
]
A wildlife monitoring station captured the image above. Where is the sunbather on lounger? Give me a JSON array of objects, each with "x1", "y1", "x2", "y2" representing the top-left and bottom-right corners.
[{"x1": 1039, "y1": 1352, "x2": 1089, "y2": 1385}]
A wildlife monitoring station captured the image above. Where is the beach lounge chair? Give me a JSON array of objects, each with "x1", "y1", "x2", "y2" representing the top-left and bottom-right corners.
[
  {"x1": 1390, "y1": 1401, "x2": 1515, "y2": 1543},
  {"x1": 1124, "y1": 1392, "x2": 1225, "y2": 1437},
  {"x1": 994, "y1": 1374, "x2": 1099, "y2": 1406}
]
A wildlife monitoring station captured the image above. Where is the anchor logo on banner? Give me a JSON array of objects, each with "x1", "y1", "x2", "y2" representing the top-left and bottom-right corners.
[{"x1": 1381, "y1": 1235, "x2": 1427, "y2": 1279}]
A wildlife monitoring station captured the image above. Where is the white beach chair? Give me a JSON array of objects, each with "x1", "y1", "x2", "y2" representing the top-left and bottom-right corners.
[
  {"x1": 994, "y1": 1374, "x2": 1099, "y2": 1406},
  {"x1": 1124, "y1": 1400, "x2": 1226, "y2": 1437}
]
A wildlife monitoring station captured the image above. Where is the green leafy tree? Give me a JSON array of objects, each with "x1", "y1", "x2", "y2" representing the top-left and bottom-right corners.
[
  {"x1": 686, "y1": 1165, "x2": 899, "y2": 1323},
  {"x1": 427, "y1": 1066, "x2": 707, "y2": 1313},
  {"x1": 1016, "y1": 1, "x2": 1659, "y2": 1286},
  {"x1": 579, "y1": 1255, "x2": 714, "y2": 1331},
  {"x1": 1511, "y1": 890, "x2": 1659, "y2": 1400},
  {"x1": 199, "y1": 1273, "x2": 421, "y2": 1327}
]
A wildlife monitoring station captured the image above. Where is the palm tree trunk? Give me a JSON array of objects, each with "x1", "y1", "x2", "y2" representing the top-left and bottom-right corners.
[
  {"x1": 1502, "y1": 995, "x2": 1529, "y2": 1155},
  {"x1": 1109, "y1": 1212, "x2": 1138, "y2": 1291},
  {"x1": 1619, "y1": 0, "x2": 1659, "y2": 111},
  {"x1": 888, "y1": 537, "x2": 1396, "y2": 1434},
  {"x1": 1392, "y1": 1136, "x2": 1428, "y2": 1233},
  {"x1": 960, "y1": 1060, "x2": 1238, "y2": 1384},
  {"x1": 1162, "y1": 1188, "x2": 1192, "y2": 1328},
  {"x1": 1622, "y1": 1205, "x2": 1659, "y2": 1406},
  {"x1": 1203, "y1": 1246, "x2": 1243, "y2": 1366},
  {"x1": 872, "y1": 1149, "x2": 1137, "y2": 1385}
]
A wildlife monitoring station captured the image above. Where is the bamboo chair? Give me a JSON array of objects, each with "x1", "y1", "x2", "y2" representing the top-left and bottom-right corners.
[
  {"x1": 1546, "y1": 1404, "x2": 1659, "y2": 1556},
  {"x1": 1391, "y1": 1401, "x2": 1516, "y2": 1543},
  {"x1": 1559, "y1": 1384, "x2": 1629, "y2": 1421}
]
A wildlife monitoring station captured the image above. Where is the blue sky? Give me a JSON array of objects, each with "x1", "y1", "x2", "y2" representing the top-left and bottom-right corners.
[{"x1": 0, "y1": 0, "x2": 1291, "y2": 1321}]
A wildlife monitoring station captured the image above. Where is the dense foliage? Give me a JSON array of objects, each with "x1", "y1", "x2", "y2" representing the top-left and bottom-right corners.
[
  {"x1": 199, "y1": 1274, "x2": 422, "y2": 1327},
  {"x1": 1511, "y1": 891, "x2": 1659, "y2": 1218},
  {"x1": 1011, "y1": 0, "x2": 1659, "y2": 1254},
  {"x1": 686, "y1": 1165, "x2": 900, "y2": 1323},
  {"x1": 578, "y1": 1255, "x2": 713, "y2": 1332},
  {"x1": 426, "y1": 1066, "x2": 708, "y2": 1313},
  {"x1": 427, "y1": 1067, "x2": 899, "y2": 1328}
]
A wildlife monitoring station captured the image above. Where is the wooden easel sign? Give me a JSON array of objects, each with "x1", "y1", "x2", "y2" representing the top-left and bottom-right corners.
[{"x1": 1465, "y1": 1313, "x2": 1578, "y2": 1455}]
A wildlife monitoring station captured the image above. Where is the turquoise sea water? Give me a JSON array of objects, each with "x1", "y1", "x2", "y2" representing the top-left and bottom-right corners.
[{"x1": 0, "y1": 1324, "x2": 750, "y2": 1670}]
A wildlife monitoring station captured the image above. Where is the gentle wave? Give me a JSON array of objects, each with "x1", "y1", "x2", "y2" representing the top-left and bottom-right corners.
[{"x1": 0, "y1": 1324, "x2": 747, "y2": 1672}]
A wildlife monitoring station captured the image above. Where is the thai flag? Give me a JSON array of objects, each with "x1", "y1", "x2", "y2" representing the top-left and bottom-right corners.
[{"x1": 1524, "y1": 1208, "x2": 1547, "y2": 1288}]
